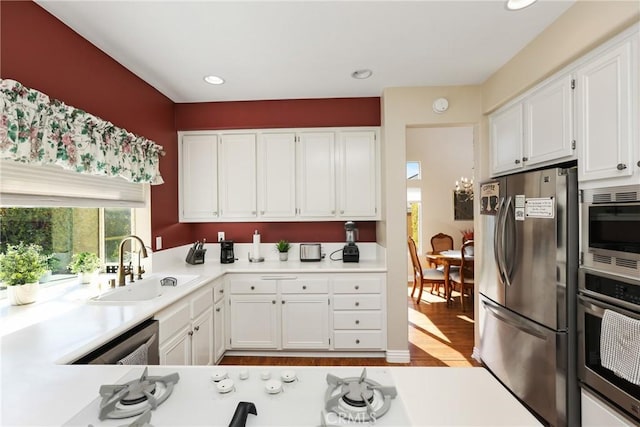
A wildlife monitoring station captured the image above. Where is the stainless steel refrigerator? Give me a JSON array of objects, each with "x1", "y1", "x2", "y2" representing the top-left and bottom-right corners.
[{"x1": 478, "y1": 166, "x2": 579, "y2": 427}]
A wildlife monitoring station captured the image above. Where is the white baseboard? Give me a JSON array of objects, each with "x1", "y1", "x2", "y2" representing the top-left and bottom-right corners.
[
  {"x1": 224, "y1": 350, "x2": 386, "y2": 359},
  {"x1": 471, "y1": 346, "x2": 481, "y2": 363},
  {"x1": 385, "y1": 349, "x2": 410, "y2": 364}
]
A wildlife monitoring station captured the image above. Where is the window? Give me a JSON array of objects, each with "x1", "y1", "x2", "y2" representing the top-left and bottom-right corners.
[
  {"x1": 407, "y1": 161, "x2": 421, "y2": 180},
  {"x1": 0, "y1": 207, "x2": 134, "y2": 288}
]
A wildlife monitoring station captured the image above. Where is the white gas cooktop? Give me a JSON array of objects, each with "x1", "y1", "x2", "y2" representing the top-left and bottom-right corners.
[{"x1": 63, "y1": 366, "x2": 411, "y2": 426}]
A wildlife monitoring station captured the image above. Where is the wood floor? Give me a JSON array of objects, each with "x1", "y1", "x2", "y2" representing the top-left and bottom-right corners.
[{"x1": 220, "y1": 284, "x2": 479, "y2": 367}]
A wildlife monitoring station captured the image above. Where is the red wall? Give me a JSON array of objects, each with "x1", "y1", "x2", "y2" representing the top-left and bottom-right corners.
[{"x1": 1, "y1": 1, "x2": 381, "y2": 249}]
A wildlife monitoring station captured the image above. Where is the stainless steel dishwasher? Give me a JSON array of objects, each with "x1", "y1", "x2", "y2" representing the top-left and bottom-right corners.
[{"x1": 72, "y1": 318, "x2": 159, "y2": 365}]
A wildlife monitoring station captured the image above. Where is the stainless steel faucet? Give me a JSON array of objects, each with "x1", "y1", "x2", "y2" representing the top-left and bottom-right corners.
[{"x1": 117, "y1": 235, "x2": 149, "y2": 286}]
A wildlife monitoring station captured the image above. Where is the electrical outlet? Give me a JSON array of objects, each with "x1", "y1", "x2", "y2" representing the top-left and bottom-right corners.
[
  {"x1": 218, "y1": 231, "x2": 225, "y2": 242},
  {"x1": 156, "y1": 236, "x2": 162, "y2": 250}
]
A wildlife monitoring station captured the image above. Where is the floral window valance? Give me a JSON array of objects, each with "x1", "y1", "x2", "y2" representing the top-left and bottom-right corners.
[{"x1": 0, "y1": 79, "x2": 165, "y2": 185}]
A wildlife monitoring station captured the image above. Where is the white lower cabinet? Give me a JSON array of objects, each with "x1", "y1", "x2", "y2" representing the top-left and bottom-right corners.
[
  {"x1": 156, "y1": 281, "x2": 218, "y2": 365},
  {"x1": 332, "y1": 275, "x2": 385, "y2": 350},
  {"x1": 213, "y1": 298, "x2": 226, "y2": 362},
  {"x1": 227, "y1": 275, "x2": 334, "y2": 351},
  {"x1": 581, "y1": 388, "x2": 635, "y2": 426}
]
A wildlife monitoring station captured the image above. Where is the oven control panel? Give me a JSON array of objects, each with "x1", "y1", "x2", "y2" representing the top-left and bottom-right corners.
[{"x1": 583, "y1": 271, "x2": 640, "y2": 306}]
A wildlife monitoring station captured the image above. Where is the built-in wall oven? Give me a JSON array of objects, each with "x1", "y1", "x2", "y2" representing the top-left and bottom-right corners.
[{"x1": 578, "y1": 268, "x2": 640, "y2": 423}]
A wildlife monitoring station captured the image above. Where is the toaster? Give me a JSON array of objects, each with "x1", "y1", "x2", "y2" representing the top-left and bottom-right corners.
[{"x1": 300, "y1": 243, "x2": 322, "y2": 262}]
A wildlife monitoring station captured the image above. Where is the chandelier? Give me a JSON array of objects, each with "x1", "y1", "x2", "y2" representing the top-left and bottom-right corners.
[{"x1": 455, "y1": 176, "x2": 474, "y2": 201}]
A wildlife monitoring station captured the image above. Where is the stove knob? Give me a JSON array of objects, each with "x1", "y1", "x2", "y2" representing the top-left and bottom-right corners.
[
  {"x1": 260, "y1": 371, "x2": 271, "y2": 380},
  {"x1": 264, "y1": 379, "x2": 283, "y2": 394},
  {"x1": 216, "y1": 378, "x2": 235, "y2": 394},
  {"x1": 211, "y1": 370, "x2": 229, "y2": 382},
  {"x1": 280, "y1": 370, "x2": 297, "y2": 383},
  {"x1": 239, "y1": 369, "x2": 249, "y2": 380}
]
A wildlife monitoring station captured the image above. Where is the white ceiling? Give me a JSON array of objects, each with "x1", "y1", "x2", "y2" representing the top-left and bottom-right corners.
[{"x1": 36, "y1": 0, "x2": 575, "y2": 103}]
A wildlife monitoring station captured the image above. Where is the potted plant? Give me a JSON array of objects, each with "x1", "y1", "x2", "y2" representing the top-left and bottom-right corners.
[
  {"x1": 68, "y1": 252, "x2": 102, "y2": 284},
  {"x1": 0, "y1": 242, "x2": 47, "y2": 305},
  {"x1": 275, "y1": 240, "x2": 291, "y2": 261},
  {"x1": 39, "y1": 253, "x2": 60, "y2": 283}
]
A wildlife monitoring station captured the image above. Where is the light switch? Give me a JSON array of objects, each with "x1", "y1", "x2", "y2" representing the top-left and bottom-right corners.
[{"x1": 155, "y1": 236, "x2": 162, "y2": 250}]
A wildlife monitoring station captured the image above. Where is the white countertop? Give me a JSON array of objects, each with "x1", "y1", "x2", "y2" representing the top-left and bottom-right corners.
[{"x1": 0, "y1": 248, "x2": 540, "y2": 426}]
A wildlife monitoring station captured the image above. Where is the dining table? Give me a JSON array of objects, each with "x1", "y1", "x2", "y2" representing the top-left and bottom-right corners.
[{"x1": 425, "y1": 249, "x2": 473, "y2": 304}]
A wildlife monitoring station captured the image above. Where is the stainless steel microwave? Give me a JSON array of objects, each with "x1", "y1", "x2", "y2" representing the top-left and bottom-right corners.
[{"x1": 582, "y1": 185, "x2": 640, "y2": 263}]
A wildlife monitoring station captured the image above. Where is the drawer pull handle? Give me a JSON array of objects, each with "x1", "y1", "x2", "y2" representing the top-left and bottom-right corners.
[
  {"x1": 355, "y1": 302, "x2": 360, "y2": 307},
  {"x1": 302, "y1": 285, "x2": 307, "y2": 290},
  {"x1": 355, "y1": 339, "x2": 360, "y2": 344},
  {"x1": 250, "y1": 286, "x2": 255, "y2": 290},
  {"x1": 194, "y1": 326, "x2": 200, "y2": 332},
  {"x1": 355, "y1": 320, "x2": 360, "y2": 325},
  {"x1": 617, "y1": 163, "x2": 627, "y2": 170},
  {"x1": 188, "y1": 331, "x2": 194, "y2": 336},
  {"x1": 355, "y1": 285, "x2": 359, "y2": 290}
]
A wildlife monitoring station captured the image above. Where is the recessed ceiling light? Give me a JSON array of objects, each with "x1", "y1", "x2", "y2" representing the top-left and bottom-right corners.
[
  {"x1": 505, "y1": 0, "x2": 537, "y2": 11},
  {"x1": 203, "y1": 75, "x2": 225, "y2": 85},
  {"x1": 351, "y1": 69, "x2": 373, "y2": 80}
]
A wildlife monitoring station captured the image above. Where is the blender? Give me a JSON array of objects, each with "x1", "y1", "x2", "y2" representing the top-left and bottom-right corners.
[{"x1": 342, "y1": 221, "x2": 360, "y2": 263}]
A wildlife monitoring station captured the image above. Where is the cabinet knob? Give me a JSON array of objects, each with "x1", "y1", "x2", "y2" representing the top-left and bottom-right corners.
[
  {"x1": 522, "y1": 157, "x2": 528, "y2": 162},
  {"x1": 355, "y1": 285, "x2": 359, "y2": 290},
  {"x1": 514, "y1": 159, "x2": 521, "y2": 164},
  {"x1": 282, "y1": 300, "x2": 285, "y2": 304},
  {"x1": 355, "y1": 320, "x2": 360, "y2": 325},
  {"x1": 252, "y1": 211, "x2": 256, "y2": 215},
  {"x1": 219, "y1": 289, "x2": 224, "y2": 293},
  {"x1": 355, "y1": 339, "x2": 360, "y2": 344},
  {"x1": 250, "y1": 285, "x2": 255, "y2": 290},
  {"x1": 637, "y1": 160, "x2": 640, "y2": 167},
  {"x1": 355, "y1": 302, "x2": 360, "y2": 307},
  {"x1": 213, "y1": 212, "x2": 218, "y2": 217},
  {"x1": 188, "y1": 330, "x2": 194, "y2": 336},
  {"x1": 194, "y1": 326, "x2": 200, "y2": 332},
  {"x1": 216, "y1": 307, "x2": 221, "y2": 312},
  {"x1": 341, "y1": 210, "x2": 345, "y2": 214},
  {"x1": 261, "y1": 211, "x2": 265, "y2": 215},
  {"x1": 302, "y1": 285, "x2": 307, "y2": 290},
  {"x1": 617, "y1": 163, "x2": 627, "y2": 170},
  {"x1": 331, "y1": 210, "x2": 335, "y2": 215},
  {"x1": 272, "y1": 300, "x2": 276, "y2": 304}
]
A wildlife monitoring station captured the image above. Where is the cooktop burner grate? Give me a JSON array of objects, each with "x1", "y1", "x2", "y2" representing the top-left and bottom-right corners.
[{"x1": 98, "y1": 367, "x2": 179, "y2": 420}]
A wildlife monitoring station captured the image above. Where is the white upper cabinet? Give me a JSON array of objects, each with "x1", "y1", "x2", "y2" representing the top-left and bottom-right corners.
[
  {"x1": 524, "y1": 73, "x2": 575, "y2": 167},
  {"x1": 219, "y1": 133, "x2": 257, "y2": 219},
  {"x1": 490, "y1": 103, "x2": 524, "y2": 175},
  {"x1": 576, "y1": 33, "x2": 638, "y2": 184},
  {"x1": 179, "y1": 133, "x2": 219, "y2": 222},
  {"x1": 296, "y1": 131, "x2": 336, "y2": 217},
  {"x1": 490, "y1": 73, "x2": 575, "y2": 177},
  {"x1": 337, "y1": 130, "x2": 378, "y2": 218},
  {"x1": 258, "y1": 132, "x2": 297, "y2": 218}
]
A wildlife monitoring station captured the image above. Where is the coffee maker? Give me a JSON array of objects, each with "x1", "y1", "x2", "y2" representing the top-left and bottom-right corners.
[
  {"x1": 342, "y1": 221, "x2": 359, "y2": 263},
  {"x1": 220, "y1": 240, "x2": 235, "y2": 264}
]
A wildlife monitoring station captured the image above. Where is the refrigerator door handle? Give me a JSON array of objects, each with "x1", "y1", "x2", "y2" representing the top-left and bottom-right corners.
[
  {"x1": 482, "y1": 299, "x2": 547, "y2": 340},
  {"x1": 497, "y1": 196, "x2": 512, "y2": 287},
  {"x1": 493, "y1": 197, "x2": 505, "y2": 283},
  {"x1": 503, "y1": 196, "x2": 516, "y2": 284}
]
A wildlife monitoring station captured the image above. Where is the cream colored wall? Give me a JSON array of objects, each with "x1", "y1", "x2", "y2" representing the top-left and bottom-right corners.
[
  {"x1": 380, "y1": 0, "x2": 639, "y2": 357},
  {"x1": 380, "y1": 86, "x2": 482, "y2": 354},
  {"x1": 406, "y1": 126, "x2": 474, "y2": 254}
]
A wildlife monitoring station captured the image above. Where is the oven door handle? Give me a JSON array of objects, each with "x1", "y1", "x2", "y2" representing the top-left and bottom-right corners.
[{"x1": 578, "y1": 294, "x2": 640, "y2": 321}]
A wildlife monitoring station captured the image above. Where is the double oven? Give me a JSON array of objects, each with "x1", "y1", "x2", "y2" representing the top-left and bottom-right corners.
[{"x1": 578, "y1": 184, "x2": 640, "y2": 423}]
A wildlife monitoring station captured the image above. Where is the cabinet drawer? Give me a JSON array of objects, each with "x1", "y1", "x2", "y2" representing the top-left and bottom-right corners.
[
  {"x1": 333, "y1": 331, "x2": 383, "y2": 349},
  {"x1": 333, "y1": 294, "x2": 381, "y2": 310},
  {"x1": 333, "y1": 311, "x2": 382, "y2": 330},
  {"x1": 156, "y1": 301, "x2": 190, "y2": 343},
  {"x1": 213, "y1": 281, "x2": 225, "y2": 303},
  {"x1": 229, "y1": 280, "x2": 277, "y2": 294},
  {"x1": 281, "y1": 279, "x2": 329, "y2": 294},
  {"x1": 333, "y1": 277, "x2": 382, "y2": 294},
  {"x1": 191, "y1": 286, "x2": 213, "y2": 318}
]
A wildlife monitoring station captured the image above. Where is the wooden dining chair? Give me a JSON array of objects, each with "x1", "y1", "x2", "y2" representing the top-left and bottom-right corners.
[
  {"x1": 449, "y1": 240, "x2": 475, "y2": 311},
  {"x1": 408, "y1": 236, "x2": 446, "y2": 304},
  {"x1": 427, "y1": 232, "x2": 455, "y2": 295}
]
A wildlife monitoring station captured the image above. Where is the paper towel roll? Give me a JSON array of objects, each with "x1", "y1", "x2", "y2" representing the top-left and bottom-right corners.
[{"x1": 252, "y1": 231, "x2": 260, "y2": 260}]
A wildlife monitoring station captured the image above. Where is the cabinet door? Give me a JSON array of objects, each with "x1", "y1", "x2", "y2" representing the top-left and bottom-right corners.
[
  {"x1": 524, "y1": 74, "x2": 575, "y2": 167},
  {"x1": 159, "y1": 325, "x2": 191, "y2": 365},
  {"x1": 179, "y1": 134, "x2": 218, "y2": 221},
  {"x1": 213, "y1": 298, "x2": 226, "y2": 363},
  {"x1": 297, "y1": 132, "x2": 336, "y2": 217},
  {"x1": 281, "y1": 295, "x2": 329, "y2": 349},
  {"x1": 191, "y1": 307, "x2": 214, "y2": 366},
  {"x1": 337, "y1": 130, "x2": 378, "y2": 218},
  {"x1": 490, "y1": 103, "x2": 524, "y2": 176},
  {"x1": 219, "y1": 133, "x2": 257, "y2": 218},
  {"x1": 229, "y1": 295, "x2": 279, "y2": 349},
  {"x1": 258, "y1": 133, "x2": 297, "y2": 218},
  {"x1": 576, "y1": 39, "x2": 635, "y2": 182}
]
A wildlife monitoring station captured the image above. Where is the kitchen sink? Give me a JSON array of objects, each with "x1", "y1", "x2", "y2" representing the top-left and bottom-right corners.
[{"x1": 89, "y1": 274, "x2": 199, "y2": 303}]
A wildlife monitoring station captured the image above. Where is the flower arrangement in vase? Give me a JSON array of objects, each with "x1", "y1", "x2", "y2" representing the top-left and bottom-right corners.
[
  {"x1": 0, "y1": 242, "x2": 47, "y2": 305},
  {"x1": 68, "y1": 252, "x2": 102, "y2": 284},
  {"x1": 275, "y1": 240, "x2": 291, "y2": 261}
]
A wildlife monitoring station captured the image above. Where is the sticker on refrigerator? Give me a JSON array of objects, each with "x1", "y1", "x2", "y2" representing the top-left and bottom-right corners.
[
  {"x1": 525, "y1": 197, "x2": 555, "y2": 219},
  {"x1": 514, "y1": 195, "x2": 526, "y2": 221},
  {"x1": 480, "y1": 181, "x2": 500, "y2": 215}
]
